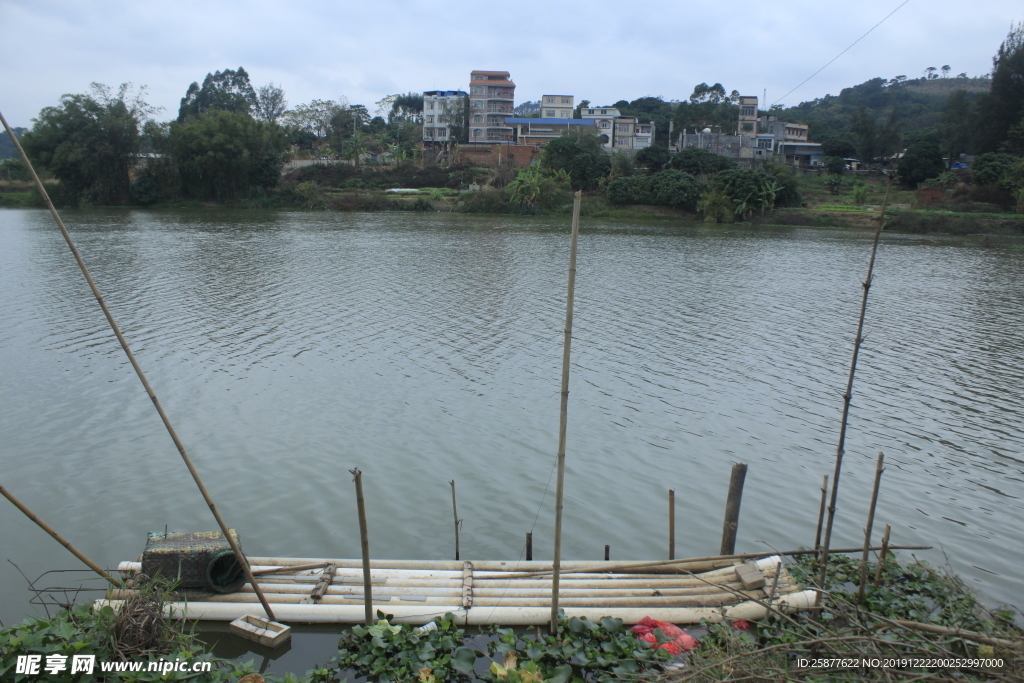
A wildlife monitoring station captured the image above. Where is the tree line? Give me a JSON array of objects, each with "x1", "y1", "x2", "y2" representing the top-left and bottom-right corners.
[{"x1": 11, "y1": 67, "x2": 428, "y2": 206}]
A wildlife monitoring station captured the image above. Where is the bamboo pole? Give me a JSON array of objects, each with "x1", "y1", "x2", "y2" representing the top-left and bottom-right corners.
[
  {"x1": 0, "y1": 110, "x2": 273, "y2": 621},
  {"x1": 814, "y1": 474, "x2": 828, "y2": 550},
  {"x1": 816, "y1": 170, "x2": 895, "y2": 601},
  {"x1": 449, "y1": 480, "x2": 460, "y2": 561},
  {"x1": 668, "y1": 489, "x2": 675, "y2": 560},
  {"x1": 1, "y1": 484, "x2": 120, "y2": 587},
  {"x1": 350, "y1": 468, "x2": 373, "y2": 626},
  {"x1": 604, "y1": 545, "x2": 610, "y2": 561},
  {"x1": 873, "y1": 524, "x2": 891, "y2": 587},
  {"x1": 857, "y1": 452, "x2": 885, "y2": 602},
  {"x1": 499, "y1": 545, "x2": 930, "y2": 579},
  {"x1": 526, "y1": 532, "x2": 532, "y2": 561},
  {"x1": 551, "y1": 190, "x2": 582, "y2": 633},
  {"x1": 720, "y1": 463, "x2": 748, "y2": 555}
]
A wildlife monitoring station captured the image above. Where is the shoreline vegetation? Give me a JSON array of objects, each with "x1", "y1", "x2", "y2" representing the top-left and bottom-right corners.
[
  {"x1": 3, "y1": 173, "x2": 1024, "y2": 239},
  {"x1": 1, "y1": 553, "x2": 1020, "y2": 682}
]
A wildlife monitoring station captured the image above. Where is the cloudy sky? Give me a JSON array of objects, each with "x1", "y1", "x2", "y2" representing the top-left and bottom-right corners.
[{"x1": 1, "y1": 0, "x2": 1018, "y2": 128}]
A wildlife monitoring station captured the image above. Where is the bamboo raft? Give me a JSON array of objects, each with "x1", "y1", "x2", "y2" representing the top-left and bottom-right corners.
[{"x1": 97, "y1": 555, "x2": 816, "y2": 626}]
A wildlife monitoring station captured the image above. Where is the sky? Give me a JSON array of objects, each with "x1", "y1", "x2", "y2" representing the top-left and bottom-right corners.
[{"x1": 1, "y1": 0, "x2": 1019, "y2": 129}]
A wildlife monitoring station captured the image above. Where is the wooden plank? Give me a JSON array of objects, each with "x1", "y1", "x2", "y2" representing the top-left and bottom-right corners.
[{"x1": 735, "y1": 561, "x2": 765, "y2": 590}]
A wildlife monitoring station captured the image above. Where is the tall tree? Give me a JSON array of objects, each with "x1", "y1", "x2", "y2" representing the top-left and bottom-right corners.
[
  {"x1": 252, "y1": 83, "x2": 288, "y2": 122},
  {"x1": 977, "y1": 22, "x2": 1024, "y2": 152},
  {"x1": 22, "y1": 83, "x2": 155, "y2": 204},
  {"x1": 169, "y1": 109, "x2": 287, "y2": 201},
  {"x1": 177, "y1": 67, "x2": 256, "y2": 122},
  {"x1": 938, "y1": 90, "x2": 974, "y2": 165},
  {"x1": 283, "y1": 99, "x2": 343, "y2": 139},
  {"x1": 849, "y1": 106, "x2": 876, "y2": 161},
  {"x1": 689, "y1": 82, "x2": 727, "y2": 104}
]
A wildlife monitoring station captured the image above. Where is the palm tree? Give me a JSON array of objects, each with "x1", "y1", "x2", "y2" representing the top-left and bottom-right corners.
[{"x1": 345, "y1": 133, "x2": 366, "y2": 169}]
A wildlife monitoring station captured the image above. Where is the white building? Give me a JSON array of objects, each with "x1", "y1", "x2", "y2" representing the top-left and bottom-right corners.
[
  {"x1": 580, "y1": 107, "x2": 655, "y2": 151},
  {"x1": 539, "y1": 95, "x2": 574, "y2": 119},
  {"x1": 422, "y1": 90, "x2": 468, "y2": 145}
]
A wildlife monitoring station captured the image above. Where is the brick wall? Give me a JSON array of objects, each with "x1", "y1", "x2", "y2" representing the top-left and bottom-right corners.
[{"x1": 456, "y1": 144, "x2": 540, "y2": 168}]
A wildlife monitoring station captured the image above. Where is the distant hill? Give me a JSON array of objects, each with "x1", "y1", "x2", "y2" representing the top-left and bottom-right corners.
[
  {"x1": 776, "y1": 76, "x2": 991, "y2": 141},
  {"x1": 0, "y1": 127, "x2": 27, "y2": 160},
  {"x1": 514, "y1": 100, "x2": 540, "y2": 115}
]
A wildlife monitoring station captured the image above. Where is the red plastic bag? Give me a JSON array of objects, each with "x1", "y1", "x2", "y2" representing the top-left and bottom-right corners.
[{"x1": 630, "y1": 616, "x2": 698, "y2": 655}]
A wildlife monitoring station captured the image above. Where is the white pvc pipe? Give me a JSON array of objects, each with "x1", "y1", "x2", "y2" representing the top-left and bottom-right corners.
[{"x1": 96, "y1": 598, "x2": 812, "y2": 626}]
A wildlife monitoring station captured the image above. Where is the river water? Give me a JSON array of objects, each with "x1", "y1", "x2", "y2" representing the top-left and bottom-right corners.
[{"x1": 1, "y1": 208, "x2": 1021, "y2": 631}]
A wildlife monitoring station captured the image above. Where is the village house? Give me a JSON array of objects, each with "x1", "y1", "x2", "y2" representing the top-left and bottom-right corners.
[
  {"x1": 468, "y1": 70, "x2": 516, "y2": 143},
  {"x1": 422, "y1": 90, "x2": 468, "y2": 147},
  {"x1": 579, "y1": 107, "x2": 655, "y2": 151},
  {"x1": 675, "y1": 96, "x2": 822, "y2": 168}
]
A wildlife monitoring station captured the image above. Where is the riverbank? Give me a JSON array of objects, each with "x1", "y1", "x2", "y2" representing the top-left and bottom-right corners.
[
  {"x1": 2, "y1": 553, "x2": 1019, "y2": 681},
  {"x1": 6, "y1": 183, "x2": 1024, "y2": 237}
]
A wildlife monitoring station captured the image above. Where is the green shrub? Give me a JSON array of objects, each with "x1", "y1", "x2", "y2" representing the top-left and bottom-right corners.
[
  {"x1": 697, "y1": 186, "x2": 735, "y2": 222},
  {"x1": 669, "y1": 147, "x2": 736, "y2": 176},
  {"x1": 460, "y1": 189, "x2": 512, "y2": 213},
  {"x1": 607, "y1": 170, "x2": 704, "y2": 209},
  {"x1": 972, "y1": 152, "x2": 1020, "y2": 185}
]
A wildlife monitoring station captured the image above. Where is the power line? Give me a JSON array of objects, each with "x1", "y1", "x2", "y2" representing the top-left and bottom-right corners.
[{"x1": 772, "y1": 0, "x2": 912, "y2": 107}]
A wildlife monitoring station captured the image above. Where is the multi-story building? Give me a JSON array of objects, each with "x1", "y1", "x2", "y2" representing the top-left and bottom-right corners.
[
  {"x1": 676, "y1": 96, "x2": 822, "y2": 167},
  {"x1": 468, "y1": 71, "x2": 515, "y2": 143},
  {"x1": 579, "y1": 107, "x2": 655, "y2": 151},
  {"x1": 539, "y1": 95, "x2": 574, "y2": 119},
  {"x1": 422, "y1": 90, "x2": 468, "y2": 146}
]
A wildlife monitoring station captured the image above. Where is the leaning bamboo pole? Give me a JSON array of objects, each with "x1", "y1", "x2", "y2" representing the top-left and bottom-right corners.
[
  {"x1": 0, "y1": 110, "x2": 274, "y2": 620},
  {"x1": 0, "y1": 484, "x2": 120, "y2": 587},
  {"x1": 551, "y1": 190, "x2": 582, "y2": 632},
  {"x1": 816, "y1": 170, "x2": 895, "y2": 600}
]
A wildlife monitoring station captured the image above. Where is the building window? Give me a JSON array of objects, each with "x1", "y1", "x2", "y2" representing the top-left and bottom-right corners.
[
  {"x1": 757, "y1": 138, "x2": 772, "y2": 149},
  {"x1": 472, "y1": 100, "x2": 483, "y2": 110},
  {"x1": 545, "y1": 96, "x2": 554, "y2": 103},
  {"x1": 473, "y1": 86, "x2": 483, "y2": 95},
  {"x1": 545, "y1": 110, "x2": 555, "y2": 117},
  {"x1": 561, "y1": 97, "x2": 571, "y2": 104},
  {"x1": 615, "y1": 137, "x2": 629, "y2": 147},
  {"x1": 425, "y1": 115, "x2": 434, "y2": 123},
  {"x1": 600, "y1": 109, "x2": 607, "y2": 114},
  {"x1": 741, "y1": 106, "x2": 755, "y2": 117},
  {"x1": 473, "y1": 114, "x2": 483, "y2": 123},
  {"x1": 437, "y1": 129, "x2": 446, "y2": 138},
  {"x1": 615, "y1": 124, "x2": 629, "y2": 133},
  {"x1": 427, "y1": 102, "x2": 435, "y2": 110},
  {"x1": 473, "y1": 128, "x2": 483, "y2": 139}
]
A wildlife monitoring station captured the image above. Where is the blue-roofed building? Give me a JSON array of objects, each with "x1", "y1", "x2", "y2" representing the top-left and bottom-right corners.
[{"x1": 502, "y1": 117, "x2": 596, "y2": 145}]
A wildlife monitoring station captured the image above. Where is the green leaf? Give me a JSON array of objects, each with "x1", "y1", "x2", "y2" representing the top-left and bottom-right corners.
[
  {"x1": 547, "y1": 665, "x2": 574, "y2": 683},
  {"x1": 599, "y1": 617, "x2": 623, "y2": 632},
  {"x1": 611, "y1": 660, "x2": 639, "y2": 674},
  {"x1": 567, "y1": 616, "x2": 586, "y2": 633},
  {"x1": 451, "y1": 646, "x2": 477, "y2": 674}
]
